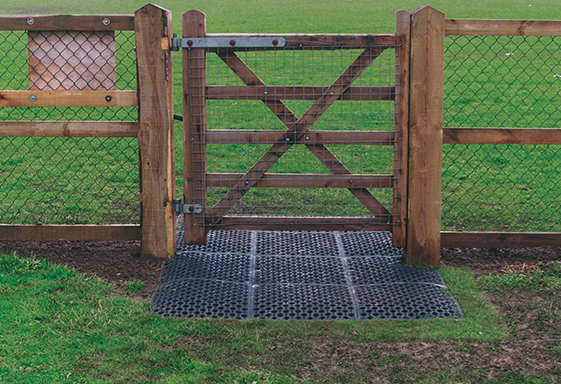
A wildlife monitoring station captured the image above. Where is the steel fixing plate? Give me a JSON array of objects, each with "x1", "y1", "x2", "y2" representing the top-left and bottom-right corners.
[{"x1": 152, "y1": 229, "x2": 463, "y2": 321}]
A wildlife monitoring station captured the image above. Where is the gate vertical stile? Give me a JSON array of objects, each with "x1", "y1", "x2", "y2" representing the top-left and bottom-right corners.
[
  {"x1": 183, "y1": 10, "x2": 208, "y2": 244},
  {"x1": 392, "y1": 10, "x2": 411, "y2": 248}
]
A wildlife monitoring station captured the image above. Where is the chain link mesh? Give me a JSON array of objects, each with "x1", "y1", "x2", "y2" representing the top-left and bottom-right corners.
[
  {"x1": 0, "y1": 30, "x2": 139, "y2": 225},
  {"x1": 443, "y1": 35, "x2": 561, "y2": 232}
]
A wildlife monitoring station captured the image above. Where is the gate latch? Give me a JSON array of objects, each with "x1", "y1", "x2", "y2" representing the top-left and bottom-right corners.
[
  {"x1": 170, "y1": 34, "x2": 286, "y2": 51},
  {"x1": 173, "y1": 199, "x2": 203, "y2": 214}
]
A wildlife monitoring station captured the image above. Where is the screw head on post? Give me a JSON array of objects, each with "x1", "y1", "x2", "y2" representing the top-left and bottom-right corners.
[
  {"x1": 102, "y1": 18, "x2": 111, "y2": 26},
  {"x1": 29, "y1": 94, "x2": 37, "y2": 102},
  {"x1": 27, "y1": 18, "x2": 34, "y2": 26}
]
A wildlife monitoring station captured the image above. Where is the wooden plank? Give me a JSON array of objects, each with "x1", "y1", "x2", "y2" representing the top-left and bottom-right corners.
[
  {"x1": 210, "y1": 48, "x2": 390, "y2": 222},
  {"x1": 392, "y1": 10, "x2": 411, "y2": 248},
  {"x1": 206, "y1": 130, "x2": 395, "y2": 145},
  {"x1": 443, "y1": 128, "x2": 561, "y2": 145},
  {"x1": 0, "y1": 224, "x2": 140, "y2": 241},
  {"x1": 441, "y1": 232, "x2": 561, "y2": 248},
  {"x1": 183, "y1": 10, "x2": 208, "y2": 244},
  {"x1": 206, "y1": 33, "x2": 397, "y2": 48},
  {"x1": 0, "y1": 14, "x2": 135, "y2": 31},
  {"x1": 206, "y1": 173, "x2": 394, "y2": 189},
  {"x1": 135, "y1": 4, "x2": 176, "y2": 258},
  {"x1": 0, "y1": 121, "x2": 138, "y2": 137},
  {"x1": 0, "y1": 90, "x2": 137, "y2": 107},
  {"x1": 215, "y1": 216, "x2": 393, "y2": 231},
  {"x1": 205, "y1": 86, "x2": 395, "y2": 101},
  {"x1": 406, "y1": 6, "x2": 445, "y2": 266},
  {"x1": 445, "y1": 19, "x2": 561, "y2": 36},
  {"x1": 29, "y1": 31, "x2": 116, "y2": 91}
]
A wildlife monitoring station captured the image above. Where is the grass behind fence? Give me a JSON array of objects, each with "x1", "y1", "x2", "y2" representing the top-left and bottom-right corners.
[{"x1": 0, "y1": 2, "x2": 560, "y2": 232}]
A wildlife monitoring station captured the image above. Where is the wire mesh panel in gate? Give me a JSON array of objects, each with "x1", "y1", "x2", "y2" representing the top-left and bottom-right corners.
[
  {"x1": 185, "y1": 42, "x2": 402, "y2": 230},
  {"x1": 0, "y1": 29, "x2": 139, "y2": 225}
]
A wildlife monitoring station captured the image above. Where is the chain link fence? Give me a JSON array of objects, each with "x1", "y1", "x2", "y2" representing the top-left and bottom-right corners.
[
  {"x1": 0, "y1": 30, "x2": 139, "y2": 225},
  {"x1": 443, "y1": 35, "x2": 561, "y2": 232}
]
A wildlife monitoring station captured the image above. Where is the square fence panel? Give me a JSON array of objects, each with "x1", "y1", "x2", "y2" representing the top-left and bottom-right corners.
[
  {"x1": 443, "y1": 35, "x2": 561, "y2": 232},
  {"x1": 0, "y1": 30, "x2": 139, "y2": 225}
]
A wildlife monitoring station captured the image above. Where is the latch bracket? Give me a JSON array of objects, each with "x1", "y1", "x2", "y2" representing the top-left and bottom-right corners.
[{"x1": 173, "y1": 199, "x2": 203, "y2": 214}]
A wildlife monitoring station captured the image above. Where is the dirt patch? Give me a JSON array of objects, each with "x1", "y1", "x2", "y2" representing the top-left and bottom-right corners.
[
  {"x1": 442, "y1": 246, "x2": 561, "y2": 277},
  {"x1": 0, "y1": 240, "x2": 162, "y2": 300}
]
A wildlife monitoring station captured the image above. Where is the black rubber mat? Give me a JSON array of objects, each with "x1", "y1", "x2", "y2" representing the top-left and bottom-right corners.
[{"x1": 152, "y1": 230, "x2": 463, "y2": 320}]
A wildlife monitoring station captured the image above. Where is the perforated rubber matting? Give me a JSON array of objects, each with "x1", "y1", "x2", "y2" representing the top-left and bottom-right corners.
[{"x1": 152, "y1": 230, "x2": 463, "y2": 320}]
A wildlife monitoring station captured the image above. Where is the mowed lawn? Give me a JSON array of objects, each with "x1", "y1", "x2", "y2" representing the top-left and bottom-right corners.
[{"x1": 0, "y1": 0, "x2": 560, "y2": 231}]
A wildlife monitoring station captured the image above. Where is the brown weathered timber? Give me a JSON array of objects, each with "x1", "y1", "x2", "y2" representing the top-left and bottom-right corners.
[
  {"x1": 0, "y1": 14, "x2": 135, "y2": 31},
  {"x1": 205, "y1": 130, "x2": 395, "y2": 145},
  {"x1": 392, "y1": 10, "x2": 411, "y2": 248},
  {"x1": 0, "y1": 121, "x2": 138, "y2": 137},
  {"x1": 406, "y1": 6, "x2": 445, "y2": 266},
  {"x1": 205, "y1": 33, "x2": 396, "y2": 48},
  {"x1": 0, "y1": 90, "x2": 137, "y2": 107},
  {"x1": 205, "y1": 86, "x2": 395, "y2": 101},
  {"x1": 183, "y1": 10, "x2": 208, "y2": 244},
  {"x1": 441, "y1": 232, "x2": 561, "y2": 248},
  {"x1": 135, "y1": 4, "x2": 176, "y2": 257},
  {"x1": 0, "y1": 225, "x2": 140, "y2": 241},
  {"x1": 443, "y1": 128, "x2": 561, "y2": 145},
  {"x1": 206, "y1": 173, "x2": 394, "y2": 189},
  {"x1": 215, "y1": 216, "x2": 393, "y2": 231},
  {"x1": 445, "y1": 18, "x2": 561, "y2": 36}
]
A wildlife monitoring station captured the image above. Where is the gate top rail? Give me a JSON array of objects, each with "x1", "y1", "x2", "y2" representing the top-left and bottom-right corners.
[{"x1": 203, "y1": 33, "x2": 397, "y2": 48}]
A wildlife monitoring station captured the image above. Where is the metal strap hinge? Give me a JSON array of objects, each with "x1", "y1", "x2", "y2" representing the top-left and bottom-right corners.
[
  {"x1": 173, "y1": 199, "x2": 203, "y2": 214},
  {"x1": 170, "y1": 34, "x2": 286, "y2": 51}
]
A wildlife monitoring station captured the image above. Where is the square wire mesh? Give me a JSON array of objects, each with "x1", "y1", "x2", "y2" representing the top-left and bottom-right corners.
[
  {"x1": 186, "y1": 45, "x2": 401, "y2": 228},
  {"x1": 443, "y1": 35, "x2": 561, "y2": 232},
  {"x1": 0, "y1": 30, "x2": 139, "y2": 224}
]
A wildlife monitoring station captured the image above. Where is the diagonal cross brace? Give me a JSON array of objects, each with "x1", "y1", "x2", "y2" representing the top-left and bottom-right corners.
[{"x1": 208, "y1": 47, "x2": 391, "y2": 222}]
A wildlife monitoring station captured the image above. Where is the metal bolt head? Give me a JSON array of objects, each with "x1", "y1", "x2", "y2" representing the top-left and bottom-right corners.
[
  {"x1": 102, "y1": 18, "x2": 111, "y2": 26},
  {"x1": 105, "y1": 95, "x2": 112, "y2": 102},
  {"x1": 29, "y1": 94, "x2": 37, "y2": 102},
  {"x1": 263, "y1": 91, "x2": 268, "y2": 96},
  {"x1": 272, "y1": 39, "x2": 279, "y2": 46},
  {"x1": 245, "y1": 180, "x2": 250, "y2": 185},
  {"x1": 27, "y1": 18, "x2": 34, "y2": 26},
  {"x1": 187, "y1": 40, "x2": 194, "y2": 47},
  {"x1": 229, "y1": 39, "x2": 236, "y2": 46}
]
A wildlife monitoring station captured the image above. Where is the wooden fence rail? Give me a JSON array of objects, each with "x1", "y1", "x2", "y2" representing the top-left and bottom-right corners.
[{"x1": 0, "y1": 5, "x2": 560, "y2": 263}]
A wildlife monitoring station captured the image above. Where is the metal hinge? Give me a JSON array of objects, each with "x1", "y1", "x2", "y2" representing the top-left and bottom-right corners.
[
  {"x1": 173, "y1": 199, "x2": 203, "y2": 214},
  {"x1": 170, "y1": 34, "x2": 286, "y2": 51}
]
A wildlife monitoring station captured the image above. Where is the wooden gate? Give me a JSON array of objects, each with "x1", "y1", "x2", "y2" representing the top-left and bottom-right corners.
[{"x1": 180, "y1": 10, "x2": 411, "y2": 248}]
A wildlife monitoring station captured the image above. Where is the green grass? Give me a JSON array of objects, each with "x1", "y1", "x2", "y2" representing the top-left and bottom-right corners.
[
  {"x1": 481, "y1": 262, "x2": 561, "y2": 293},
  {"x1": 0, "y1": 253, "x2": 507, "y2": 383},
  {"x1": 0, "y1": 0, "x2": 560, "y2": 231}
]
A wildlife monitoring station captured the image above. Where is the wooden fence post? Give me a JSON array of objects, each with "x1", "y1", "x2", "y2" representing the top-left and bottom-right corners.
[
  {"x1": 406, "y1": 6, "x2": 445, "y2": 266},
  {"x1": 392, "y1": 10, "x2": 411, "y2": 248},
  {"x1": 182, "y1": 10, "x2": 208, "y2": 244},
  {"x1": 135, "y1": 4, "x2": 176, "y2": 257}
]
